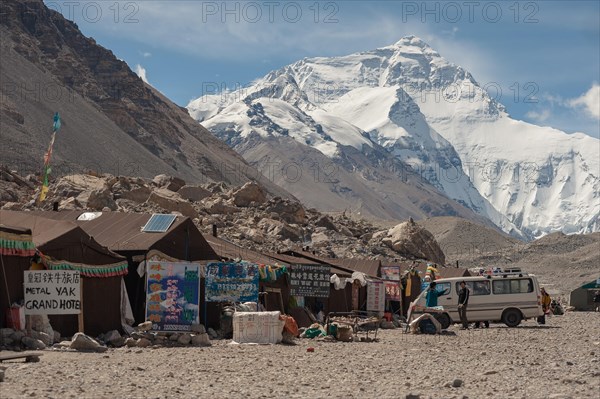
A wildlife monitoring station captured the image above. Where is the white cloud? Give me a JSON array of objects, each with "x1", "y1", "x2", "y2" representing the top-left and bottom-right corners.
[
  {"x1": 568, "y1": 83, "x2": 600, "y2": 119},
  {"x1": 525, "y1": 109, "x2": 551, "y2": 123},
  {"x1": 142, "y1": 52, "x2": 152, "y2": 58},
  {"x1": 134, "y1": 64, "x2": 149, "y2": 84}
]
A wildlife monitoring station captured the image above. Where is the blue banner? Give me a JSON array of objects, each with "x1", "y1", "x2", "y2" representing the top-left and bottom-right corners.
[
  {"x1": 205, "y1": 262, "x2": 259, "y2": 303},
  {"x1": 145, "y1": 261, "x2": 200, "y2": 332}
]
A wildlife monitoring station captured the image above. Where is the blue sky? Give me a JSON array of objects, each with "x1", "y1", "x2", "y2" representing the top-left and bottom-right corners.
[{"x1": 45, "y1": 1, "x2": 599, "y2": 137}]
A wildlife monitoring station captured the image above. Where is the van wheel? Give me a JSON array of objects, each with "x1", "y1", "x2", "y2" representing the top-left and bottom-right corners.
[
  {"x1": 434, "y1": 313, "x2": 451, "y2": 330},
  {"x1": 502, "y1": 309, "x2": 522, "y2": 327}
]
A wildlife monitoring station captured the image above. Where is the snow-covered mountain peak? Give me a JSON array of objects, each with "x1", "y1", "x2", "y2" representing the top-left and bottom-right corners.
[{"x1": 188, "y1": 38, "x2": 599, "y2": 239}]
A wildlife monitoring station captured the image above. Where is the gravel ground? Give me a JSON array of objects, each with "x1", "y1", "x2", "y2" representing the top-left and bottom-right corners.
[{"x1": 1, "y1": 312, "x2": 599, "y2": 399}]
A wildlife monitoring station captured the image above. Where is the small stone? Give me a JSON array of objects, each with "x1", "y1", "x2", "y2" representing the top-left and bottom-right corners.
[
  {"x1": 191, "y1": 333, "x2": 211, "y2": 347},
  {"x1": 483, "y1": 371, "x2": 498, "y2": 375},
  {"x1": 137, "y1": 321, "x2": 153, "y2": 332},
  {"x1": 452, "y1": 379, "x2": 464, "y2": 388},
  {"x1": 405, "y1": 394, "x2": 420, "y2": 399},
  {"x1": 177, "y1": 333, "x2": 191, "y2": 345},
  {"x1": 70, "y1": 332, "x2": 106, "y2": 352},
  {"x1": 22, "y1": 337, "x2": 46, "y2": 350},
  {"x1": 136, "y1": 338, "x2": 152, "y2": 348},
  {"x1": 125, "y1": 338, "x2": 137, "y2": 347},
  {"x1": 191, "y1": 324, "x2": 206, "y2": 334},
  {"x1": 566, "y1": 361, "x2": 573, "y2": 366},
  {"x1": 169, "y1": 333, "x2": 180, "y2": 342},
  {"x1": 0, "y1": 369, "x2": 5, "y2": 382}
]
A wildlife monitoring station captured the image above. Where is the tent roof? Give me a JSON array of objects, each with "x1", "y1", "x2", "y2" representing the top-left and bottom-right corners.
[
  {"x1": 1, "y1": 210, "x2": 80, "y2": 247},
  {"x1": 324, "y1": 258, "x2": 381, "y2": 277},
  {"x1": 0, "y1": 210, "x2": 124, "y2": 264},
  {"x1": 31, "y1": 211, "x2": 190, "y2": 252},
  {"x1": 205, "y1": 235, "x2": 288, "y2": 266}
]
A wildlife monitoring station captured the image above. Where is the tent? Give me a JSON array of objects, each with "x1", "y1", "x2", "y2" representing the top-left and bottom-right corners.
[
  {"x1": 0, "y1": 211, "x2": 128, "y2": 336},
  {"x1": 569, "y1": 278, "x2": 600, "y2": 311},
  {"x1": 32, "y1": 210, "x2": 218, "y2": 324}
]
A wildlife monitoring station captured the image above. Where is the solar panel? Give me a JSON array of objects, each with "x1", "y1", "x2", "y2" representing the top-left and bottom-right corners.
[{"x1": 142, "y1": 214, "x2": 177, "y2": 233}]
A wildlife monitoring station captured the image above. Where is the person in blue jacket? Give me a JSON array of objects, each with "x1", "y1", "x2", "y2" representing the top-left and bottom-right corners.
[{"x1": 425, "y1": 281, "x2": 448, "y2": 307}]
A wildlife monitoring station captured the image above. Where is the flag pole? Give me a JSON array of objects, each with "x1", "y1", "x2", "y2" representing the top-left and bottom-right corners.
[{"x1": 37, "y1": 112, "x2": 61, "y2": 204}]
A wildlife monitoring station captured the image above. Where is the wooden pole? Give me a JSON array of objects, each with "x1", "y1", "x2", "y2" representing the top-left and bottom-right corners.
[{"x1": 77, "y1": 277, "x2": 84, "y2": 333}]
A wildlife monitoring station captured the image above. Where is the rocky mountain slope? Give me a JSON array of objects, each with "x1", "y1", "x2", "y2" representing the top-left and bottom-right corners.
[
  {"x1": 0, "y1": 0, "x2": 289, "y2": 199},
  {"x1": 0, "y1": 169, "x2": 445, "y2": 264},
  {"x1": 189, "y1": 36, "x2": 599, "y2": 239}
]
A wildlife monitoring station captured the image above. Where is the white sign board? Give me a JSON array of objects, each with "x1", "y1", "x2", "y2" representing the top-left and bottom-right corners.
[
  {"x1": 24, "y1": 270, "x2": 81, "y2": 315},
  {"x1": 367, "y1": 280, "x2": 385, "y2": 316}
]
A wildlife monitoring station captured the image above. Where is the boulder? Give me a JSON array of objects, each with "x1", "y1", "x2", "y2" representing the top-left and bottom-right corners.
[
  {"x1": 87, "y1": 187, "x2": 117, "y2": 211},
  {"x1": 178, "y1": 185, "x2": 211, "y2": 202},
  {"x1": 125, "y1": 337, "x2": 137, "y2": 347},
  {"x1": 120, "y1": 186, "x2": 151, "y2": 203},
  {"x1": 191, "y1": 333, "x2": 211, "y2": 347},
  {"x1": 310, "y1": 231, "x2": 330, "y2": 248},
  {"x1": 70, "y1": 332, "x2": 107, "y2": 352},
  {"x1": 231, "y1": 182, "x2": 267, "y2": 207},
  {"x1": 22, "y1": 336, "x2": 46, "y2": 350},
  {"x1": 202, "y1": 197, "x2": 239, "y2": 215},
  {"x1": 315, "y1": 215, "x2": 337, "y2": 231},
  {"x1": 58, "y1": 197, "x2": 83, "y2": 210},
  {"x1": 207, "y1": 328, "x2": 219, "y2": 339},
  {"x1": 258, "y1": 219, "x2": 301, "y2": 241},
  {"x1": 152, "y1": 174, "x2": 185, "y2": 192},
  {"x1": 239, "y1": 226, "x2": 265, "y2": 244},
  {"x1": 265, "y1": 199, "x2": 306, "y2": 224},
  {"x1": 382, "y1": 220, "x2": 445, "y2": 264},
  {"x1": 147, "y1": 189, "x2": 198, "y2": 219}
]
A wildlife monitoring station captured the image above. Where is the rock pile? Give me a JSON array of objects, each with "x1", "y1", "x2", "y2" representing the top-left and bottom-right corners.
[{"x1": 0, "y1": 169, "x2": 447, "y2": 264}]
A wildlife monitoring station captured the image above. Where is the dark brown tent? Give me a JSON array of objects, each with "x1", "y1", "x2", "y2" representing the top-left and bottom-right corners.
[
  {"x1": 33, "y1": 210, "x2": 218, "y2": 324},
  {"x1": 0, "y1": 211, "x2": 127, "y2": 336}
]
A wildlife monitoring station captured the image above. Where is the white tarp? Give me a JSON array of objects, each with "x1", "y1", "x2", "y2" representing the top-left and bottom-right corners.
[
  {"x1": 330, "y1": 272, "x2": 370, "y2": 290},
  {"x1": 232, "y1": 311, "x2": 284, "y2": 344}
]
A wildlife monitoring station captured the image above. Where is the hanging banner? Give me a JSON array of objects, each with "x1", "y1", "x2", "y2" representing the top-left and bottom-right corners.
[
  {"x1": 24, "y1": 270, "x2": 81, "y2": 315},
  {"x1": 380, "y1": 266, "x2": 401, "y2": 281},
  {"x1": 384, "y1": 281, "x2": 401, "y2": 301},
  {"x1": 145, "y1": 261, "x2": 200, "y2": 332},
  {"x1": 289, "y1": 264, "x2": 330, "y2": 298},
  {"x1": 205, "y1": 262, "x2": 259, "y2": 303},
  {"x1": 367, "y1": 280, "x2": 385, "y2": 315}
]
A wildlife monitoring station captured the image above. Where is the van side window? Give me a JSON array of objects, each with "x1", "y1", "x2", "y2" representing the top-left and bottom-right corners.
[
  {"x1": 456, "y1": 281, "x2": 490, "y2": 295},
  {"x1": 493, "y1": 278, "x2": 534, "y2": 294}
]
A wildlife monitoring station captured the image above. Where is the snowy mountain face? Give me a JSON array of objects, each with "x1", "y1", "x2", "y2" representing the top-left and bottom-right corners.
[{"x1": 189, "y1": 36, "x2": 599, "y2": 239}]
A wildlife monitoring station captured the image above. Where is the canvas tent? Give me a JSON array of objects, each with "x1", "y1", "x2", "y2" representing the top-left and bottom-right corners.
[
  {"x1": 569, "y1": 278, "x2": 600, "y2": 311},
  {"x1": 0, "y1": 210, "x2": 128, "y2": 335},
  {"x1": 33, "y1": 210, "x2": 218, "y2": 324}
]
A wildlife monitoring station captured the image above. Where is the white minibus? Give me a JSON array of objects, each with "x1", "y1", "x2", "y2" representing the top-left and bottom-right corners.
[{"x1": 409, "y1": 274, "x2": 544, "y2": 328}]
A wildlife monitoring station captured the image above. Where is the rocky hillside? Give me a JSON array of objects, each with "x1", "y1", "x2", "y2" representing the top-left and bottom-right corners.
[
  {"x1": 0, "y1": 169, "x2": 445, "y2": 264},
  {"x1": 0, "y1": 0, "x2": 288, "y2": 198}
]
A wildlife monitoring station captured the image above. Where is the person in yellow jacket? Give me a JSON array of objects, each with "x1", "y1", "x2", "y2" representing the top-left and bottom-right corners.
[{"x1": 538, "y1": 287, "x2": 552, "y2": 324}]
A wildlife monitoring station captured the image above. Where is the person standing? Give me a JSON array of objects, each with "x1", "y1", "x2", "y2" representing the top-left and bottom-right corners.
[
  {"x1": 538, "y1": 287, "x2": 551, "y2": 324},
  {"x1": 458, "y1": 281, "x2": 470, "y2": 330},
  {"x1": 425, "y1": 282, "x2": 448, "y2": 308},
  {"x1": 593, "y1": 290, "x2": 600, "y2": 312}
]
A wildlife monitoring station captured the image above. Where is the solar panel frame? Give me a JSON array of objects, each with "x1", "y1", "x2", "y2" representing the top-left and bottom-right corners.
[{"x1": 142, "y1": 214, "x2": 177, "y2": 233}]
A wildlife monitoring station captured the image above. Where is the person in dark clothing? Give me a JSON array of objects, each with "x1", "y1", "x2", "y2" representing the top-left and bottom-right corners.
[
  {"x1": 594, "y1": 291, "x2": 600, "y2": 312},
  {"x1": 458, "y1": 281, "x2": 470, "y2": 329}
]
